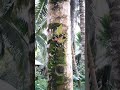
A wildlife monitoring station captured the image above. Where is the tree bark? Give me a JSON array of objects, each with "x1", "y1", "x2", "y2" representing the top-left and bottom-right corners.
[
  {"x1": 85, "y1": 0, "x2": 97, "y2": 89},
  {"x1": 86, "y1": 34, "x2": 99, "y2": 90},
  {"x1": 79, "y1": 0, "x2": 85, "y2": 62},
  {"x1": 47, "y1": 0, "x2": 73, "y2": 90},
  {"x1": 71, "y1": 0, "x2": 81, "y2": 88}
]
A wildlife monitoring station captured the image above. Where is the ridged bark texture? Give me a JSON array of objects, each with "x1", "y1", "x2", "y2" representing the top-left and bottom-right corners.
[{"x1": 79, "y1": 0, "x2": 85, "y2": 61}]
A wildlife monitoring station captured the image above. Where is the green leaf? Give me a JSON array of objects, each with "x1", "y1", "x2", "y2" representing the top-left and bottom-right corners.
[
  {"x1": 12, "y1": 18, "x2": 28, "y2": 35},
  {"x1": 36, "y1": 35, "x2": 46, "y2": 48},
  {"x1": 73, "y1": 75, "x2": 80, "y2": 81},
  {"x1": 98, "y1": 14, "x2": 111, "y2": 47},
  {"x1": 55, "y1": 24, "x2": 63, "y2": 36}
]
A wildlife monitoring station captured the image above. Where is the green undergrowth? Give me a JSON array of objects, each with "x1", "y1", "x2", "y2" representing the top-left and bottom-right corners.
[
  {"x1": 35, "y1": 71, "x2": 85, "y2": 90},
  {"x1": 35, "y1": 73, "x2": 47, "y2": 90},
  {"x1": 73, "y1": 82, "x2": 85, "y2": 90}
]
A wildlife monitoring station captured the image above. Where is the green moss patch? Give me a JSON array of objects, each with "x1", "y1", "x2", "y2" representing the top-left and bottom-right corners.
[
  {"x1": 47, "y1": 22, "x2": 68, "y2": 87},
  {"x1": 48, "y1": 23, "x2": 61, "y2": 31}
]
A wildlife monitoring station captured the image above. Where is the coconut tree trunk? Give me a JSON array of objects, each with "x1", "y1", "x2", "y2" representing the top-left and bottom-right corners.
[
  {"x1": 47, "y1": 0, "x2": 73, "y2": 90},
  {"x1": 71, "y1": 0, "x2": 81, "y2": 88},
  {"x1": 79, "y1": 0, "x2": 86, "y2": 88},
  {"x1": 79, "y1": 0, "x2": 85, "y2": 62},
  {"x1": 106, "y1": 0, "x2": 120, "y2": 89},
  {"x1": 79, "y1": 1, "x2": 85, "y2": 88}
]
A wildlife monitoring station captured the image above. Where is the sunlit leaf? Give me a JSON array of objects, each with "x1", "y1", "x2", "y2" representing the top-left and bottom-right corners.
[{"x1": 55, "y1": 24, "x2": 63, "y2": 36}]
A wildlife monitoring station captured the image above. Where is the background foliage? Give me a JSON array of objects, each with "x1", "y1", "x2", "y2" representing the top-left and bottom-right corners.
[{"x1": 35, "y1": 0, "x2": 85, "y2": 90}]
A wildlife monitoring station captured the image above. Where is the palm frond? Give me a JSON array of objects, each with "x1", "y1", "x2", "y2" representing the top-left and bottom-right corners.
[
  {"x1": 99, "y1": 14, "x2": 111, "y2": 31},
  {"x1": 98, "y1": 14, "x2": 111, "y2": 47},
  {"x1": 0, "y1": 17, "x2": 29, "y2": 83},
  {"x1": 35, "y1": 0, "x2": 47, "y2": 64},
  {"x1": 12, "y1": 17, "x2": 28, "y2": 35},
  {"x1": 35, "y1": 0, "x2": 47, "y2": 32},
  {"x1": 36, "y1": 35, "x2": 46, "y2": 48},
  {"x1": 76, "y1": 32, "x2": 82, "y2": 46}
]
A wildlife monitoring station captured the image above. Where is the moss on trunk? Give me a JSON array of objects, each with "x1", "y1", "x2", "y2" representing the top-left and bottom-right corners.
[
  {"x1": 47, "y1": 0, "x2": 73, "y2": 89},
  {"x1": 47, "y1": 23, "x2": 69, "y2": 89}
]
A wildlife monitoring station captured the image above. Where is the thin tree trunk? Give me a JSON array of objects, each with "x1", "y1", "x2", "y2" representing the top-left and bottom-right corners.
[
  {"x1": 85, "y1": 0, "x2": 97, "y2": 89},
  {"x1": 72, "y1": 45, "x2": 81, "y2": 88},
  {"x1": 79, "y1": 1, "x2": 85, "y2": 88},
  {"x1": 47, "y1": 0, "x2": 73, "y2": 90},
  {"x1": 86, "y1": 35, "x2": 99, "y2": 90},
  {"x1": 79, "y1": 0, "x2": 86, "y2": 89},
  {"x1": 71, "y1": 0, "x2": 80, "y2": 88},
  {"x1": 79, "y1": 0, "x2": 85, "y2": 62}
]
